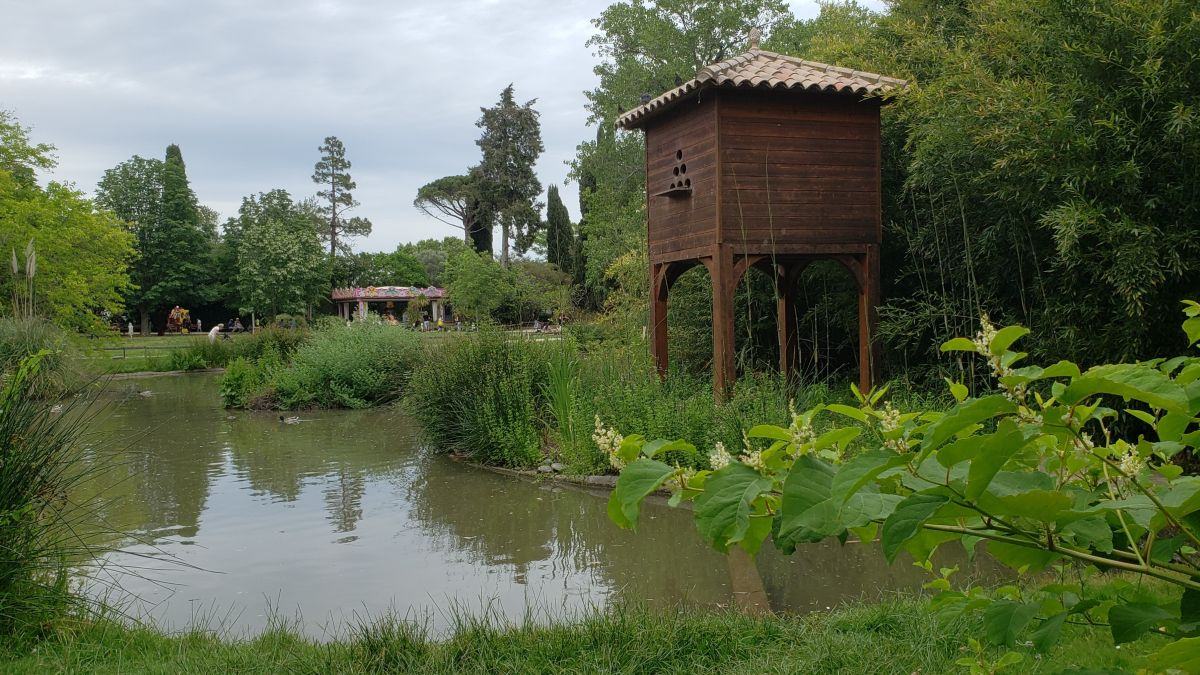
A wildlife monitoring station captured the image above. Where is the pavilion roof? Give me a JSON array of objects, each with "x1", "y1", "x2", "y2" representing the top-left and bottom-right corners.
[
  {"x1": 331, "y1": 286, "x2": 446, "y2": 301},
  {"x1": 615, "y1": 47, "x2": 907, "y2": 130}
]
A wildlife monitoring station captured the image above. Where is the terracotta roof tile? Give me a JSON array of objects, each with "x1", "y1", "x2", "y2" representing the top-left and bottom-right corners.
[{"x1": 616, "y1": 49, "x2": 907, "y2": 129}]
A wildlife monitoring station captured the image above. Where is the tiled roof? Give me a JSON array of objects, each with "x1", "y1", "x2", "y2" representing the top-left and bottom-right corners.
[{"x1": 616, "y1": 49, "x2": 907, "y2": 129}]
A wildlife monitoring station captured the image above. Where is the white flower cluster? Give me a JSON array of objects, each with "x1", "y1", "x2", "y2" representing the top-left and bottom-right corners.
[
  {"x1": 973, "y1": 313, "x2": 998, "y2": 355},
  {"x1": 1118, "y1": 449, "x2": 1145, "y2": 478},
  {"x1": 879, "y1": 402, "x2": 902, "y2": 433},
  {"x1": 709, "y1": 441, "x2": 732, "y2": 470},
  {"x1": 740, "y1": 449, "x2": 767, "y2": 474},
  {"x1": 787, "y1": 399, "x2": 815, "y2": 446},
  {"x1": 593, "y1": 415, "x2": 625, "y2": 470}
]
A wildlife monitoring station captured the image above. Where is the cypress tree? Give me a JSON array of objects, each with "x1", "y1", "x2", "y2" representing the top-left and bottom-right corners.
[{"x1": 545, "y1": 185, "x2": 573, "y2": 273}]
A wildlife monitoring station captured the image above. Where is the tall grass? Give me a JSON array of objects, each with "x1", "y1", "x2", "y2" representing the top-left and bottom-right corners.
[
  {"x1": 406, "y1": 332, "x2": 550, "y2": 467},
  {"x1": 0, "y1": 352, "x2": 96, "y2": 637}
]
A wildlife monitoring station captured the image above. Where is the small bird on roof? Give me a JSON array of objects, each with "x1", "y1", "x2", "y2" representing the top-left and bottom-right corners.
[
  {"x1": 640, "y1": 93, "x2": 652, "y2": 104},
  {"x1": 674, "y1": 74, "x2": 683, "y2": 87}
]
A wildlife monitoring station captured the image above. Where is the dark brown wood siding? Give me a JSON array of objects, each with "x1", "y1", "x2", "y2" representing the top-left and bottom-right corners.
[
  {"x1": 717, "y1": 90, "x2": 881, "y2": 248},
  {"x1": 644, "y1": 95, "x2": 718, "y2": 257}
]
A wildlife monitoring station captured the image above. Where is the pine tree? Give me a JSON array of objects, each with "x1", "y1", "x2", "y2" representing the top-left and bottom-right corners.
[
  {"x1": 312, "y1": 136, "x2": 371, "y2": 258},
  {"x1": 413, "y1": 173, "x2": 491, "y2": 251},
  {"x1": 475, "y1": 85, "x2": 544, "y2": 267},
  {"x1": 545, "y1": 185, "x2": 574, "y2": 274}
]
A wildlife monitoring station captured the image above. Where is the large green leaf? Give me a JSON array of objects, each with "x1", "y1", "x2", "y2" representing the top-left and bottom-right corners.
[
  {"x1": 986, "y1": 540, "x2": 1059, "y2": 573},
  {"x1": 1031, "y1": 612, "x2": 1067, "y2": 652},
  {"x1": 831, "y1": 449, "x2": 907, "y2": 501},
  {"x1": 1060, "y1": 363, "x2": 1190, "y2": 414},
  {"x1": 694, "y1": 463, "x2": 773, "y2": 552},
  {"x1": 746, "y1": 424, "x2": 791, "y2": 442},
  {"x1": 1147, "y1": 637, "x2": 1200, "y2": 673},
  {"x1": 1061, "y1": 516, "x2": 1114, "y2": 553},
  {"x1": 609, "y1": 458, "x2": 675, "y2": 529},
  {"x1": 988, "y1": 489, "x2": 1073, "y2": 522},
  {"x1": 881, "y1": 493, "x2": 948, "y2": 563},
  {"x1": 989, "y1": 326, "x2": 1029, "y2": 355},
  {"x1": 921, "y1": 395, "x2": 1017, "y2": 451},
  {"x1": 641, "y1": 438, "x2": 697, "y2": 458},
  {"x1": 778, "y1": 454, "x2": 836, "y2": 542},
  {"x1": 984, "y1": 600, "x2": 1038, "y2": 647},
  {"x1": 965, "y1": 420, "x2": 1028, "y2": 500},
  {"x1": 1109, "y1": 602, "x2": 1175, "y2": 644},
  {"x1": 841, "y1": 492, "x2": 903, "y2": 528}
]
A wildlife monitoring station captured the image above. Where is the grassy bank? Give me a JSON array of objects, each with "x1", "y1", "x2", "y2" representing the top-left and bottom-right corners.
[{"x1": 0, "y1": 593, "x2": 1162, "y2": 673}]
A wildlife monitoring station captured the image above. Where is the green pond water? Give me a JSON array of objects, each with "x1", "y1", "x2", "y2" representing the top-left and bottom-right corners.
[{"x1": 77, "y1": 373, "x2": 989, "y2": 638}]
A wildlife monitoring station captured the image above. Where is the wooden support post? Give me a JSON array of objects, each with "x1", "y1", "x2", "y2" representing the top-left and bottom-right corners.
[
  {"x1": 774, "y1": 261, "x2": 807, "y2": 382},
  {"x1": 650, "y1": 262, "x2": 669, "y2": 379},
  {"x1": 857, "y1": 245, "x2": 881, "y2": 394},
  {"x1": 709, "y1": 247, "x2": 737, "y2": 402}
]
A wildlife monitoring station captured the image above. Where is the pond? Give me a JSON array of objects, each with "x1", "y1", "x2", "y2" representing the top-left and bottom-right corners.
[{"x1": 76, "y1": 373, "x2": 991, "y2": 638}]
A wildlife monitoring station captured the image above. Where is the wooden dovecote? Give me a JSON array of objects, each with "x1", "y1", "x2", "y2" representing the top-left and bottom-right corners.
[{"x1": 617, "y1": 33, "x2": 906, "y2": 397}]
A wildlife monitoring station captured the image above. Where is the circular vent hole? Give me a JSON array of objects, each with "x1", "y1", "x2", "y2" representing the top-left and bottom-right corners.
[
  {"x1": 684, "y1": 178, "x2": 691, "y2": 188},
  {"x1": 680, "y1": 163, "x2": 687, "y2": 174},
  {"x1": 669, "y1": 182, "x2": 676, "y2": 190},
  {"x1": 672, "y1": 166, "x2": 679, "y2": 176},
  {"x1": 675, "y1": 150, "x2": 683, "y2": 160}
]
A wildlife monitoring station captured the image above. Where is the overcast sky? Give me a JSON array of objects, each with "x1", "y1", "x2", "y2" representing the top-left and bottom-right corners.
[{"x1": 1, "y1": 0, "x2": 877, "y2": 253}]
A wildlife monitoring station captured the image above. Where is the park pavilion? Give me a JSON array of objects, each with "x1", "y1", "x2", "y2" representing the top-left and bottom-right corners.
[{"x1": 331, "y1": 286, "x2": 449, "y2": 322}]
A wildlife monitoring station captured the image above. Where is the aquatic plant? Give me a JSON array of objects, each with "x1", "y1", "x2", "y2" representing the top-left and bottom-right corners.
[{"x1": 0, "y1": 352, "x2": 96, "y2": 637}]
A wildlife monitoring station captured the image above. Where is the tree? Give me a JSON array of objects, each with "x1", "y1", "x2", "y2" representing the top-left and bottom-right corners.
[
  {"x1": 236, "y1": 190, "x2": 326, "y2": 321},
  {"x1": 331, "y1": 250, "x2": 429, "y2": 288},
  {"x1": 312, "y1": 136, "x2": 371, "y2": 258},
  {"x1": 397, "y1": 237, "x2": 470, "y2": 287},
  {"x1": 0, "y1": 110, "x2": 55, "y2": 189},
  {"x1": 444, "y1": 249, "x2": 514, "y2": 321},
  {"x1": 572, "y1": 1, "x2": 788, "y2": 297},
  {"x1": 413, "y1": 173, "x2": 490, "y2": 252},
  {"x1": 475, "y1": 85, "x2": 544, "y2": 267},
  {"x1": 137, "y1": 144, "x2": 214, "y2": 332},
  {"x1": 95, "y1": 155, "x2": 164, "y2": 333},
  {"x1": 0, "y1": 112, "x2": 133, "y2": 332},
  {"x1": 544, "y1": 184, "x2": 574, "y2": 274}
]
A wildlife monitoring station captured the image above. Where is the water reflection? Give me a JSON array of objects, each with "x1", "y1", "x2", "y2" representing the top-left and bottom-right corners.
[{"x1": 77, "y1": 374, "x2": 996, "y2": 637}]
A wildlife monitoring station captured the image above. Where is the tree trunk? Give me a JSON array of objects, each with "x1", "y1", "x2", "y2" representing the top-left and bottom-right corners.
[
  {"x1": 139, "y1": 306, "x2": 150, "y2": 336},
  {"x1": 501, "y1": 221, "x2": 510, "y2": 268}
]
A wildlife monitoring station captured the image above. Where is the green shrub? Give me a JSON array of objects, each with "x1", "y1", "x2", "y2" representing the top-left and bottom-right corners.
[
  {"x1": 406, "y1": 332, "x2": 550, "y2": 467},
  {"x1": 269, "y1": 322, "x2": 421, "y2": 409},
  {"x1": 166, "y1": 346, "x2": 208, "y2": 371},
  {"x1": 219, "y1": 357, "x2": 264, "y2": 408}
]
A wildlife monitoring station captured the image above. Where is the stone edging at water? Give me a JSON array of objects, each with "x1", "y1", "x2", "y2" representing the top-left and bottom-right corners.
[
  {"x1": 107, "y1": 368, "x2": 226, "y2": 380},
  {"x1": 449, "y1": 455, "x2": 620, "y2": 490}
]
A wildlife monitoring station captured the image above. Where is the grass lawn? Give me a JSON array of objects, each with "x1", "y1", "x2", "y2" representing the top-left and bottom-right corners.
[{"x1": 0, "y1": 595, "x2": 1164, "y2": 674}]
